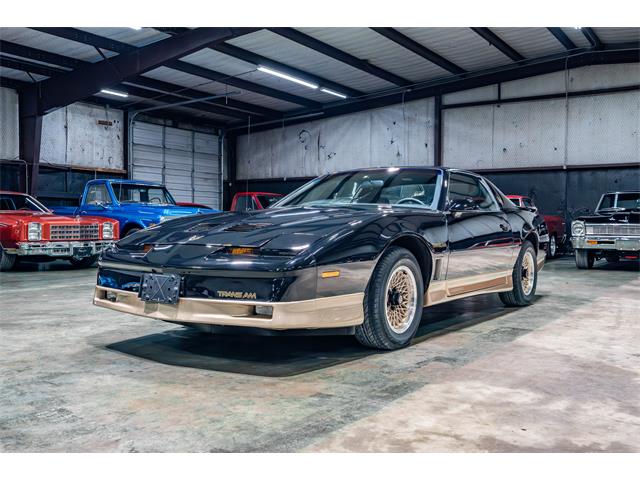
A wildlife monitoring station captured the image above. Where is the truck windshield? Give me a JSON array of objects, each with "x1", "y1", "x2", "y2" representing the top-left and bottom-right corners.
[
  {"x1": 0, "y1": 193, "x2": 49, "y2": 212},
  {"x1": 598, "y1": 193, "x2": 640, "y2": 212},
  {"x1": 274, "y1": 169, "x2": 442, "y2": 210},
  {"x1": 112, "y1": 184, "x2": 175, "y2": 205}
]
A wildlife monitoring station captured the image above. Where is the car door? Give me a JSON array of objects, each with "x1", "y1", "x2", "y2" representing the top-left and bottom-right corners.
[
  {"x1": 79, "y1": 183, "x2": 113, "y2": 218},
  {"x1": 444, "y1": 172, "x2": 514, "y2": 296}
]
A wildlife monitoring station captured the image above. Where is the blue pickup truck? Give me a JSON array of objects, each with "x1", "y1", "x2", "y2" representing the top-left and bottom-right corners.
[{"x1": 53, "y1": 179, "x2": 218, "y2": 237}]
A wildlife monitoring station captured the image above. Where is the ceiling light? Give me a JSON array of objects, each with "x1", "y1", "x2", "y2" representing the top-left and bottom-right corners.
[
  {"x1": 320, "y1": 87, "x2": 347, "y2": 99},
  {"x1": 130, "y1": 27, "x2": 142, "y2": 30},
  {"x1": 100, "y1": 89, "x2": 129, "y2": 98},
  {"x1": 574, "y1": 27, "x2": 582, "y2": 30},
  {"x1": 257, "y1": 66, "x2": 318, "y2": 89}
]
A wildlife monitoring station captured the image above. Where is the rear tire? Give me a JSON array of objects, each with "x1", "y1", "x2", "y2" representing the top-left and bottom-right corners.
[
  {"x1": 546, "y1": 234, "x2": 557, "y2": 259},
  {"x1": 355, "y1": 246, "x2": 424, "y2": 350},
  {"x1": 69, "y1": 254, "x2": 99, "y2": 268},
  {"x1": 499, "y1": 241, "x2": 537, "y2": 307},
  {"x1": 575, "y1": 249, "x2": 595, "y2": 269},
  {"x1": 0, "y1": 247, "x2": 17, "y2": 271}
]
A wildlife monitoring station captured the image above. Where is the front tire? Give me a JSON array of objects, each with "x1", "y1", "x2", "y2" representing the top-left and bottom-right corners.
[
  {"x1": 355, "y1": 246, "x2": 424, "y2": 350},
  {"x1": 499, "y1": 241, "x2": 537, "y2": 307},
  {"x1": 575, "y1": 249, "x2": 594, "y2": 269},
  {"x1": 0, "y1": 247, "x2": 17, "y2": 271},
  {"x1": 69, "y1": 254, "x2": 99, "y2": 268}
]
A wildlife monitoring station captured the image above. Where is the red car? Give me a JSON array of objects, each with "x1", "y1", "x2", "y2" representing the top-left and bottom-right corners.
[
  {"x1": 230, "y1": 192, "x2": 283, "y2": 211},
  {"x1": 0, "y1": 191, "x2": 119, "y2": 271},
  {"x1": 507, "y1": 195, "x2": 566, "y2": 258}
]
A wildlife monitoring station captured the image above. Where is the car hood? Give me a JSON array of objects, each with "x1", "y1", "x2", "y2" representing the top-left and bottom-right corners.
[
  {"x1": 577, "y1": 211, "x2": 640, "y2": 224},
  {"x1": 117, "y1": 203, "x2": 216, "y2": 216},
  {"x1": 0, "y1": 211, "x2": 107, "y2": 224},
  {"x1": 118, "y1": 205, "x2": 398, "y2": 250}
]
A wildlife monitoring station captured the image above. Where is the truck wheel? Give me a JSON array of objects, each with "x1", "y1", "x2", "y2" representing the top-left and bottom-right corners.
[
  {"x1": 499, "y1": 241, "x2": 537, "y2": 307},
  {"x1": 0, "y1": 247, "x2": 17, "y2": 271},
  {"x1": 355, "y1": 246, "x2": 424, "y2": 350},
  {"x1": 546, "y1": 234, "x2": 557, "y2": 259},
  {"x1": 575, "y1": 249, "x2": 595, "y2": 269},
  {"x1": 69, "y1": 255, "x2": 99, "y2": 268}
]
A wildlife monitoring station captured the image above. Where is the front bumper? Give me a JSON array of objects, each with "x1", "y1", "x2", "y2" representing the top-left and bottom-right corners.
[
  {"x1": 7, "y1": 240, "x2": 114, "y2": 257},
  {"x1": 571, "y1": 236, "x2": 640, "y2": 252},
  {"x1": 93, "y1": 286, "x2": 364, "y2": 330}
]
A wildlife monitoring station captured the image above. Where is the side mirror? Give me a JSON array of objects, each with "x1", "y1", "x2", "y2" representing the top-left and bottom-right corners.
[{"x1": 448, "y1": 198, "x2": 477, "y2": 212}]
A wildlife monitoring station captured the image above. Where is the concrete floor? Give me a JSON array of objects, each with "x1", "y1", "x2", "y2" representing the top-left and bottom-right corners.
[{"x1": 1, "y1": 256, "x2": 638, "y2": 452}]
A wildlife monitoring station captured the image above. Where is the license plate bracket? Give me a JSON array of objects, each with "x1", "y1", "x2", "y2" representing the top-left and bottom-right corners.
[
  {"x1": 73, "y1": 246, "x2": 93, "y2": 257},
  {"x1": 139, "y1": 273, "x2": 181, "y2": 304}
]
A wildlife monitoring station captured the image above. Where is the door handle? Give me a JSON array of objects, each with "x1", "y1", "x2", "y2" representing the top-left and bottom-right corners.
[{"x1": 499, "y1": 223, "x2": 510, "y2": 232}]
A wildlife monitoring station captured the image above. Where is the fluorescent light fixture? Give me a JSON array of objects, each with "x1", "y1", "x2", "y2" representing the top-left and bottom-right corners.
[
  {"x1": 100, "y1": 89, "x2": 129, "y2": 98},
  {"x1": 320, "y1": 87, "x2": 347, "y2": 99},
  {"x1": 574, "y1": 27, "x2": 582, "y2": 30},
  {"x1": 130, "y1": 27, "x2": 142, "y2": 30},
  {"x1": 257, "y1": 66, "x2": 318, "y2": 89}
]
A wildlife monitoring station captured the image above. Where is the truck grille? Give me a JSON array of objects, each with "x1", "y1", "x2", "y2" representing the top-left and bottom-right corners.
[
  {"x1": 586, "y1": 224, "x2": 640, "y2": 237},
  {"x1": 50, "y1": 224, "x2": 100, "y2": 240}
]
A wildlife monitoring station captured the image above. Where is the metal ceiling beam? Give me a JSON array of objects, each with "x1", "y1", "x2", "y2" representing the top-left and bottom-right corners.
[
  {"x1": 0, "y1": 77, "x2": 30, "y2": 90},
  {"x1": 124, "y1": 76, "x2": 281, "y2": 118},
  {"x1": 370, "y1": 28, "x2": 466, "y2": 75},
  {"x1": 0, "y1": 40, "x2": 81, "y2": 69},
  {"x1": 153, "y1": 27, "x2": 364, "y2": 98},
  {"x1": 470, "y1": 27, "x2": 525, "y2": 62},
  {"x1": 581, "y1": 28, "x2": 603, "y2": 49},
  {"x1": 108, "y1": 84, "x2": 250, "y2": 121},
  {"x1": 25, "y1": 27, "x2": 255, "y2": 115},
  {"x1": 14, "y1": 33, "x2": 281, "y2": 119},
  {"x1": 231, "y1": 48, "x2": 639, "y2": 134},
  {"x1": 0, "y1": 45, "x2": 271, "y2": 121},
  {"x1": 547, "y1": 28, "x2": 578, "y2": 50},
  {"x1": 32, "y1": 27, "x2": 318, "y2": 109},
  {"x1": 268, "y1": 27, "x2": 412, "y2": 87},
  {"x1": 0, "y1": 55, "x2": 64, "y2": 77}
]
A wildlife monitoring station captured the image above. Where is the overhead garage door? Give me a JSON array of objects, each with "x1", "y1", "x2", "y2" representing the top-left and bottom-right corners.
[{"x1": 131, "y1": 122, "x2": 221, "y2": 209}]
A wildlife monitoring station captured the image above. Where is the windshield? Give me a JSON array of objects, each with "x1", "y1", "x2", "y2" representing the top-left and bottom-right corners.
[
  {"x1": 598, "y1": 193, "x2": 640, "y2": 211},
  {"x1": 112, "y1": 184, "x2": 175, "y2": 205},
  {"x1": 0, "y1": 193, "x2": 49, "y2": 212},
  {"x1": 274, "y1": 169, "x2": 442, "y2": 210},
  {"x1": 256, "y1": 194, "x2": 281, "y2": 208}
]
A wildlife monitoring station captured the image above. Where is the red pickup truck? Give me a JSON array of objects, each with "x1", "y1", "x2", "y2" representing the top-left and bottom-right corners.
[
  {"x1": 230, "y1": 192, "x2": 283, "y2": 211},
  {"x1": 507, "y1": 195, "x2": 566, "y2": 258},
  {"x1": 0, "y1": 190, "x2": 118, "y2": 271}
]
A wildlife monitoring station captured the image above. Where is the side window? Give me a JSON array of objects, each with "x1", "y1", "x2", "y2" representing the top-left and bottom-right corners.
[
  {"x1": 85, "y1": 184, "x2": 111, "y2": 205},
  {"x1": 448, "y1": 173, "x2": 498, "y2": 212},
  {"x1": 234, "y1": 196, "x2": 256, "y2": 211},
  {"x1": 522, "y1": 198, "x2": 533, "y2": 208}
]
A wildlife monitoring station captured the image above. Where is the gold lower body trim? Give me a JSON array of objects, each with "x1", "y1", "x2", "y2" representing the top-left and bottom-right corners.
[{"x1": 94, "y1": 286, "x2": 364, "y2": 330}]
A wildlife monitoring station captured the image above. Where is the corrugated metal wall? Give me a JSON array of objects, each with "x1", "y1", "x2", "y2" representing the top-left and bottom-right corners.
[
  {"x1": 0, "y1": 87, "x2": 19, "y2": 160},
  {"x1": 131, "y1": 121, "x2": 221, "y2": 209},
  {"x1": 40, "y1": 102, "x2": 124, "y2": 169},
  {"x1": 236, "y1": 63, "x2": 639, "y2": 179},
  {"x1": 236, "y1": 98, "x2": 435, "y2": 180}
]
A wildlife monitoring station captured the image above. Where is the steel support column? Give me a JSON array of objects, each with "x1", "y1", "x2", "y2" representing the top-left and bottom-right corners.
[
  {"x1": 434, "y1": 95, "x2": 443, "y2": 167},
  {"x1": 18, "y1": 90, "x2": 42, "y2": 195}
]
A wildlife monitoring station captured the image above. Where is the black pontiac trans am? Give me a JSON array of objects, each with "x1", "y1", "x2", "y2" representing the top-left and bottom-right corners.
[{"x1": 95, "y1": 167, "x2": 548, "y2": 350}]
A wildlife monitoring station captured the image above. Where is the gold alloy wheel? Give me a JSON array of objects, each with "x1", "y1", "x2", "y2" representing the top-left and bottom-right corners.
[
  {"x1": 385, "y1": 265, "x2": 418, "y2": 334},
  {"x1": 521, "y1": 250, "x2": 536, "y2": 296}
]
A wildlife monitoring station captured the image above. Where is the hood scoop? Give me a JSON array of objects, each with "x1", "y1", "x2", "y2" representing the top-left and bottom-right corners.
[{"x1": 223, "y1": 223, "x2": 272, "y2": 232}]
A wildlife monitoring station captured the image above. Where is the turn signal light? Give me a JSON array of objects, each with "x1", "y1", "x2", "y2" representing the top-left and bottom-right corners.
[
  {"x1": 229, "y1": 247, "x2": 257, "y2": 255},
  {"x1": 321, "y1": 270, "x2": 340, "y2": 278},
  {"x1": 143, "y1": 244, "x2": 154, "y2": 253}
]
